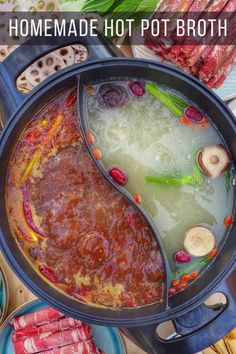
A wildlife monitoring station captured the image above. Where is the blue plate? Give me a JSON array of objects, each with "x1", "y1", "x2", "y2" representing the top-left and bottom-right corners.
[
  {"x1": 0, "y1": 299, "x2": 126, "y2": 354},
  {"x1": 0, "y1": 268, "x2": 8, "y2": 326}
]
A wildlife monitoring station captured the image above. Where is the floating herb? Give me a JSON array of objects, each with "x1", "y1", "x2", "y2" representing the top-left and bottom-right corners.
[
  {"x1": 146, "y1": 175, "x2": 195, "y2": 186},
  {"x1": 172, "y1": 256, "x2": 210, "y2": 280},
  {"x1": 146, "y1": 83, "x2": 184, "y2": 118}
]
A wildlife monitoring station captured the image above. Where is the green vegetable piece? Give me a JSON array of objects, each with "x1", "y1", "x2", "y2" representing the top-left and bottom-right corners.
[
  {"x1": 224, "y1": 170, "x2": 231, "y2": 198},
  {"x1": 193, "y1": 162, "x2": 202, "y2": 184},
  {"x1": 146, "y1": 175, "x2": 195, "y2": 186},
  {"x1": 104, "y1": 0, "x2": 143, "y2": 37},
  {"x1": 135, "y1": 0, "x2": 160, "y2": 12},
  {"x1": 169, "y1": 93, "x2": 188, "y2": 111},
  {"x1": 146, "y1": 83, "x2": 185, "y2": 118},
  {"x1": 83, "y1": 0, "x2": 115, "y2": 13},
  {"x1": 172, "y1": 256, "x2": 210, "y2": 279}
]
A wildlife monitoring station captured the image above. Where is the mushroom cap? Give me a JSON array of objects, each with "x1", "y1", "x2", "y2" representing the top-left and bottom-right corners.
[
  {"x1": 197, "y1": 144, "x2": 231, "y2": 179},
  {"x1": 184, "y1": 225, "x2": 215, "y2": 257}
]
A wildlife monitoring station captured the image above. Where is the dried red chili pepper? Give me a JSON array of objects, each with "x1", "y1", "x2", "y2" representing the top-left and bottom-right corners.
[
  {"x1": 39, "y1": 265, "x2": 60, "y2": 283},
  {"x1": 17, "y1": 226, "x2": 38, "y2": 242},
  {"x1": 25, "y1": 129, "x2": 40, "y2": 142},
  {"x1": 66, "y1": 286, "x2": 89, "y2": 303},
  {"x1": 22, "y1": 185, "x2": 47, "y2": 238},
  {"x1": 66, "y1": 89, "x2": 77, "y2": 107},
  {"x1": 127, "y1": 213, "x2": 134, "y2": 225}
]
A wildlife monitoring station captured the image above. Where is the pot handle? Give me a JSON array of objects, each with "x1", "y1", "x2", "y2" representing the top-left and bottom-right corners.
[
  {"x1": 0, "y1": 27, "x2": 120, "y2": 120},
  {"x1": 121, "y1": 270, "x2": 236, "y2": 354}
]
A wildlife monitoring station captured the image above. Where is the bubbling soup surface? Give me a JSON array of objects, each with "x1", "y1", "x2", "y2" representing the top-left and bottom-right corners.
[{"x1": 6, "y1": 89, "x2": 164, "y2": 309}]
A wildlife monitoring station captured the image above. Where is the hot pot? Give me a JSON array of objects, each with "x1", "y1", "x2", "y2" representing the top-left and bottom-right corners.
[{"x1": 0, "y1": 32, "x2": 235, "y2": 354}]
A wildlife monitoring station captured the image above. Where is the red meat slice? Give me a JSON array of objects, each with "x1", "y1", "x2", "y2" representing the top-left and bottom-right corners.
[
  {"x1": 12, "y1": 326, "x2": 91, "y2": 353},
  {"x1": 198, "y1": 45, "x2": 235, "y2": 81},
  {"x1": 171, "y1": 0, "x2": 213, "y2": 46},
  {"x1": 12, "y1": 317, "x2": 83, "y2": 341},
  {"x1": 207, "y1": 46, "x2": 236, "y2": 88},
  {"x1": 41, "y1": 340, "x2": 98, "y2": 354},
  {"x1": 11, "y1": 308, "x2": 64, "y2": 330},
  {"x1": 180, "y1": 0, "x2": 233, "y2": 61}
]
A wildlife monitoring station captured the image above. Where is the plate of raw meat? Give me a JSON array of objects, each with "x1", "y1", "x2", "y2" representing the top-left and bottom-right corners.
[
  {"x1": 131, "y1": 0, "x2": 236, "y2": 101},
  {"x1": 0, "y1": 300, "x2": 126, "y2": 354}
]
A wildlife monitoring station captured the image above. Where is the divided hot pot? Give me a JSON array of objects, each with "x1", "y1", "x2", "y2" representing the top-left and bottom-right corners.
[{"x1": 0, "y1": 31, "x2": 236, "y2": 354}]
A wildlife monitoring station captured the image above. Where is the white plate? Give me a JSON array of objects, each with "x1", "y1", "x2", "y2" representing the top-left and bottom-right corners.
[{"x1": 131, "y1": 27, "x2": 236, "y2": 101}]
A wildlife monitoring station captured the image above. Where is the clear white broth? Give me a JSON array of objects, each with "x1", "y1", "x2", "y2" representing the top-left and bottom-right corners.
[{"x1": 87, "y1": 80, "x2": 234, "y2": 281}]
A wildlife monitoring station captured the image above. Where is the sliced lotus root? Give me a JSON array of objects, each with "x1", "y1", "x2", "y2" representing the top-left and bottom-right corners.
[
  {"x1": 55, "y1": 46, "x2": 74, "y2": 66},
  {"x1": 23, "y1": 0, "x2": 60, "y2": 12},
  {"x1": 0, "y1": 45, "x2": 18, "y2": 63},
  {"x1": 16, "y1": 74, "x2": 34, "y2": 93},
  {"x1": 24, "y1": 53, "x2": 66, "y2": 87},
  {"x1": 72, "y1": 45, "x2": 88, "y2": 64},
  {"x1": 0, "y1": 0, "x2": 23, "y2": 12}
]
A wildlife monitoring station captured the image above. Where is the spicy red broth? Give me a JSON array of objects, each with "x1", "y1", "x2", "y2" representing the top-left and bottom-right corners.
[{"x1": 6, "y1": 89, "x2": 164, "y2": 308}]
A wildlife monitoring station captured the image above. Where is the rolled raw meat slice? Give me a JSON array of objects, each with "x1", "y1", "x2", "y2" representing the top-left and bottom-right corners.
[
  {"x1": 171, "y1": 0, "x2": 213, "y2": 46},
  {"x1": 181, "y1": 0, "x2": 232, "y2": 60},
  {"x1": 206, "y1": 0, "x2": 229, "y2": 11},
  {"x1": 198, "y1": 45, "x2": 235, "y2": 81},
  {"x1": 204, "y1": 0, "x2": 231, "y2": 17},
  {"x1": 145, "y1": 0, "x2": 194, "y2": 49},
  {"x1": 12, "y1": 325, "x2": 91, "y2": 354},
  {"x1": 41, "y1": 340, "x2": 98, "y2": 354},
  {"x1": 10, "y1": 307, "x2": 64, "y2": 330},
  {"x1": 157, "y1": 0, "x2": 184, "y2": 12},
  {"x1": 12, "y1": 317, "x2": 83, "y2": 341},
  {"x1": 207, "y1": 46, "x2": 236, "y2": 88}
]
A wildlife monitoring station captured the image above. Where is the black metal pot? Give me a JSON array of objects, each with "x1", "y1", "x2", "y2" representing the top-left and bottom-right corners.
[{"x1": 0, "y1": 32, "x2": 235, "y2": 354}]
